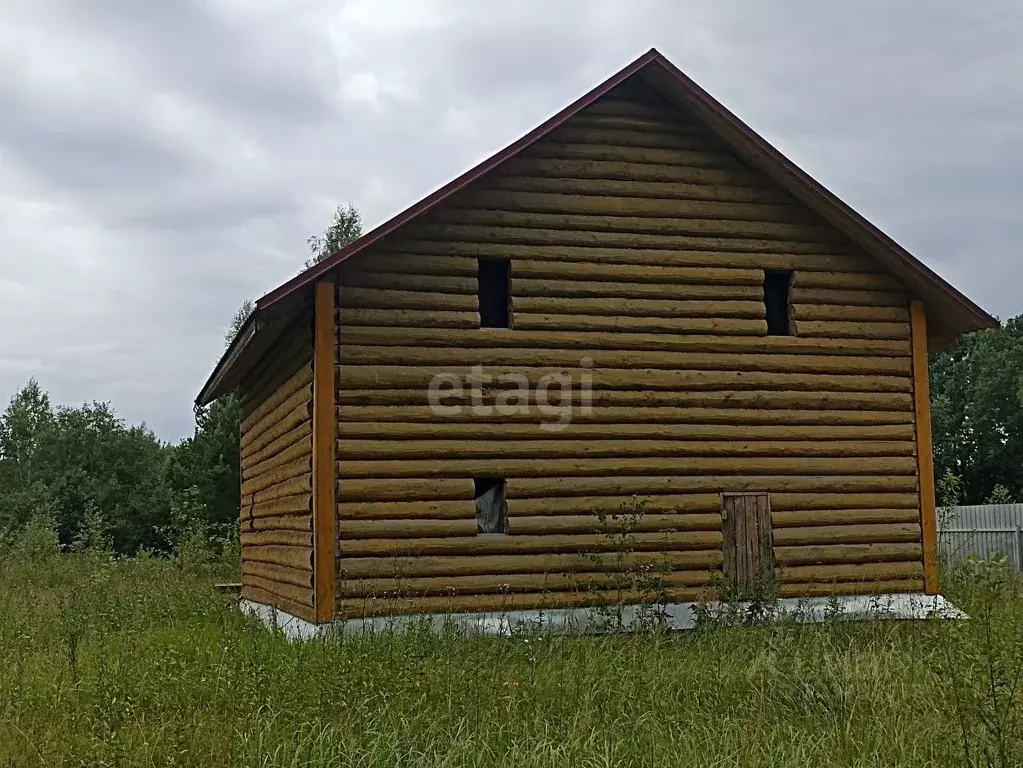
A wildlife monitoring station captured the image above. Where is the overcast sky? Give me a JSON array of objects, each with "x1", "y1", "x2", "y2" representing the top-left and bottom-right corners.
[{"x1": 1, "y1": 1, "x2": 1020, "y2": 441}]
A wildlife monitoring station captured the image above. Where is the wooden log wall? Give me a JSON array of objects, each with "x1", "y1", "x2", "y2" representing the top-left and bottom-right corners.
[
  {"x1": 239, "y1": 314, "x2": 315, "y2": 621},
  {"x1": 332, "y1": 78, "x2": 924, "y2": 620}
]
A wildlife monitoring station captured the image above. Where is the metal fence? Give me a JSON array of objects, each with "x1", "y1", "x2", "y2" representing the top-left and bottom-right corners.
[{"x1": 939, "y1": 504, "x2": 1023, "y2": 571}]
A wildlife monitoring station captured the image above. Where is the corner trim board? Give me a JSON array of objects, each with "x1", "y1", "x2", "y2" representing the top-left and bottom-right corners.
[
  {"x1": 910, "y1": 299, "x2": 939, "y2": 594},
  {"x1": 312, "y1": 279, "x2": 338, "y2": 621}
]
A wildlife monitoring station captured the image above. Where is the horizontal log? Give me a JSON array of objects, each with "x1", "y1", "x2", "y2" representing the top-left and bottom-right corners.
[
  {"x1": 777, "y1": 578, "x2": 923, "y2": 598},
  {"x1": 778, "y1": 561, "x2": 923, "y2": 584},
  {"x1": 331, "y1": 404, "x2": 908, "y2": 429},
  {"x1": 338, "y1": 287, "x2": 477, "y2": 312},
  {"x1": 543, "y1": 126, "x2": 717, "y2": 152},
  {"x1": 484, "y1": 155, "x2": 767, "y2": 188},
  {"x1": 428, "y1": 207, "x2": 843, "y2": 243},
  {"x1": 581, "y1": 97, "x2": 693, "y2": 120},
  {"x1": 248, "y1": 494, "x2": 312, "y2": 519},
  {"x1": 251, "y1": 475, "x2": 312, "y2": 505},
  {"x1": 242, "y1": 559, "x2": 314, "y2": 588},
  {"x1": 773, "y1": 543, "x2": 922, "y2": 566},
  {"x1": 337, "y1": 475, "x2": 920, "y2": 503},
  {"x1": 513, "y1": 314, "x2": 766, "y2": 335},
  {"x1": 240, "y1": 404, "x2": 311, "y2": 460},
  {"x1": 340, "y1": 518, "x2": 479, "y2": 539},
  {"x1": 512, "y1": 277, "x2": 762, "y2": 301},
  {"x1": 251, "y1": 512, "x2": 313, "y2": 532},
  {"x1": 339, "y1": 569, "x2": 715, "y2": 598},
  {"x1": 337, "y1": 327, "x2": 907, "y2": 355},
  {"x1": 406, "y1": 223, "x2": 850, "y2": 255},
  {"x1": 793, "y1": 321, "x2": 910, "y2": 340},
  {"x1": 339, "y1": 530, "x2": 722, "y2": 558},
  {"x1": 339, "y1": 513, "x2": 722, "y2": 540},
  {"x1": 521, "y1": 141, "x2": 747, "y2": 170},
  {"x1": 243, "y1": 575, "x2": 315, "y2": 608},
  {"x1": 567, "y1": 110, "x2": 704, "y2": 133},
  {"x1": 337, "y1": 495, "x2": 725, "y2": 521},
  {"x1": 791, "y1": 287, "x2": 909, "y2": 307},
  {"x1": 240, "y1": 456, "x2": 311, "y2": 497},
  {"x1": 242, "y1": 584, "x2": 315, "y2": 622},
  {"x1": 391, "y1": 238, "x2": 877, "y2": 271},
  {"x1": 339, "y1": 421, "x2": 916, "y2": 437},
  {"x1": 242, "y1": 437, "x2": 312, "y2": 482},
  {"x1": 508, "y1": 296, "x2": 766, "y2": 318},
  {"x1": 337, "y1": 367, "x2": 912, "y2": 394},
  {"x1": 770, "y1": 493, "x2": 919, "y2": 511},
  {"x1": 339, "y1": 549, "x2": 722, "y2": 579},
  {"x1": 240, "y1": 364, "x2": 313, "y2": 434},
  {"x1": 772, "y1": 509, "x2": 921, "y2": 527},
  {"x1": 340, "y1": 272, "x2": 477, "y2": 295},
  {"x1": 240, "y1": 385, "x2": 311, "y2": 451},
  {"x1": 461, "y1": 190, "x2": 814, "y2": 225},
  {"x1": 337, "y1": 586, "x2": 709, "y2": 620},
  {"x1": 337, "y1": 499, "x2": 475, "y2": 521},
  {"x1": 339, "y1": 347, "x2": 911, "y2": 377},
  {"x1": 245, "y1": 544, "x2": 312, "y2": 571},
  {"x1": 510, "y1": 259, "x2": 764, "y2": 285},
  {"x1": 338, "y1": 439, "x2": 915, "y2": 462},
  {"x1": 792, "y1": 304, "x2": 909, "y2": 322},
  {"x1": 480, "y1": 173, "x2": 792, "y2": 205},
  {"x1": 241, "y1": 530, "x2": 313, "y2": 549},
  {"x1": 347, "y1": 254, "x2": 478, "y2": 277},
  {"x1": 337, "y1": 456, "x2": 918, "y2": 480},
  {"x1": 773, "y1": 523, "x2": 921, "y2": 546},
  {"x1": 792, "y1": 271, "x2": 904, "y2": 291},
  {"x1": 242, "y1": 421, "x2": 312, "y2": 472},
  {"x1": 335, "y1": 388, "x2": 913, "y2": 413},
  {"x1": 338, "y1": 308, "x2": 478, "y2": 329}
]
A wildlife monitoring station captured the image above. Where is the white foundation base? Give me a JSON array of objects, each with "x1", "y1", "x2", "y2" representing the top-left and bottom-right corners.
[{"x1": 240, "y1": 593, "x2": 966, "y2": 642}]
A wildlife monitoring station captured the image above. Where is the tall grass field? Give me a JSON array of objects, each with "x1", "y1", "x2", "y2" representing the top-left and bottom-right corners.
[{"x1": 2, "y1": 527, "x2": 1022, "y2": 767}]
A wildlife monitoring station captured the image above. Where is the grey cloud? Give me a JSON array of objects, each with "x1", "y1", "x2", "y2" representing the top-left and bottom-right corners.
[{"x1": 0, "y1": 1, "x2": 1018, "y2": 441}]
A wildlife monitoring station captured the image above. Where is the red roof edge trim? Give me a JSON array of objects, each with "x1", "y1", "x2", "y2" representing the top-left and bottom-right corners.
[{"x1": 256, "y1": 48, "x2": 662, "y2": 311}]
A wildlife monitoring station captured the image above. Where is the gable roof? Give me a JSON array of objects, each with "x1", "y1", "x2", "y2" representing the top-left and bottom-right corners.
[{"x1": 196, "y1": 47, "x2": 997, "y2": 406}]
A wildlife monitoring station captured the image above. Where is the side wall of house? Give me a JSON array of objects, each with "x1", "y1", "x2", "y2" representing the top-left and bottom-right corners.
[
  {"x1": 332, "y1": 80, "x2": 924, "y2": 620},
  {"x1": 238, "y1": 313, "x2": 315, "y2": 621}
]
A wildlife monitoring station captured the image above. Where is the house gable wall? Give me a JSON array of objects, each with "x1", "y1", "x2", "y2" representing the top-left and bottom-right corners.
[{"x1": 331, "y1": 80, "x2": 924, "y2": 620}]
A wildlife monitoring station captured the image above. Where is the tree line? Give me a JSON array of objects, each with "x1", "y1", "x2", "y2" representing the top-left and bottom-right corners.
[
  {"x1": 0, "y1": 211, "x2": 1019, "y2": 553},
  {"x1": 0, "y1": 205, "x2": 361, "y2": 553}
]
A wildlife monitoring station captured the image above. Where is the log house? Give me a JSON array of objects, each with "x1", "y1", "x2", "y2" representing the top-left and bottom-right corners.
[{"x1": 198, "y1": 49, "x2": 995, "y2": 627}]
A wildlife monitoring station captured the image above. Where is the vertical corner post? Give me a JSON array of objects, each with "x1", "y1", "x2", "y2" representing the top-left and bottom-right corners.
[{"x1": 910, "y1": 299, "x2": 939, "y2": 594}]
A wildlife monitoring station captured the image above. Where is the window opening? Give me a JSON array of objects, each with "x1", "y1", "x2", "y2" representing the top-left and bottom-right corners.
[{"x1": 478, "y1": 259, "x2": 510, "y2": 328}]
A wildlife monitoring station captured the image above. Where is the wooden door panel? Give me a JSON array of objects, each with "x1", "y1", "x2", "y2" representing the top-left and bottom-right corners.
[{"x1": 721, "y1": 492, "x2": 774, "y2": 598}]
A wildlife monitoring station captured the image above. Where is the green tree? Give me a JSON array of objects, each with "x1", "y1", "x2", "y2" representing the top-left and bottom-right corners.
[
  {"x1": 0, "y1": 382, "x2": 172, "y2": 552},
  {"x1": 165, "y1": 394, "x2": 241, "y2": 533},
  {"x1": 930, "y1": 315, "x2": 1023, "y2": 504},
  {"x1": 305, "y1": 202, "x2": 361, "y2": 268},
  {"x1": 0, "y1": 379, "x2": 56, "y2": 532},
  {"x1": 225, "y1": 299, "x2": 254, "y2": 347}
]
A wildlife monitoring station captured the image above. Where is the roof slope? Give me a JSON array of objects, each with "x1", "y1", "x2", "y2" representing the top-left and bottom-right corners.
[{"x1": 197, "y1": 48, "x2": 996, "y2": 405}]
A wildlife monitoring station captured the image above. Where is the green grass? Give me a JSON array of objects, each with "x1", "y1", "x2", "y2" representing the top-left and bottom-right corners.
[{"x1": 1, "y1": 547, "x2": 1022, "y2": 767}]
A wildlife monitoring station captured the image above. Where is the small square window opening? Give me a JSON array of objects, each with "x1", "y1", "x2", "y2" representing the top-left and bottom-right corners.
[{"x1": 473, "y1": 477, "x2": 508, "y2": 534}]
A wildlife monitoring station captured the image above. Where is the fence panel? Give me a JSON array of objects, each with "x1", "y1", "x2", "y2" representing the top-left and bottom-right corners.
[{"x1": 939, "y1": 504, "x2": 1023, "y2": 571}]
